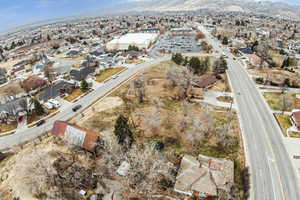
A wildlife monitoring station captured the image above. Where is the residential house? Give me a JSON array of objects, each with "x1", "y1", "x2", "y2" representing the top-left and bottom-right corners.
[
  {"x1": 70, "y1": 66, "x2": 96, "y2": 82},
  {"x1": 290, "y1": 110, "x2": 300, "y2": 132},
  {"x1": 21, "y1": 76, "x2": 48, "y2": 94},
  {"x1": 174, "y1": 154, "x2": 234, "y2": 198},
  {"x1": 0, "y1": 74, "x2": 8, "y2": 85},
  {"x1": 51, "y1": 120, "x2": 102, "y2": 151},
  {"x1": 39, "y1": 80, "x2": 76, "y2": 102},
  {"x1": 192, "y1": 74, "x2": 218, "y2": 89},
  {"x1": 248, "y1": 54, "x2": 262, "y2": 67}
]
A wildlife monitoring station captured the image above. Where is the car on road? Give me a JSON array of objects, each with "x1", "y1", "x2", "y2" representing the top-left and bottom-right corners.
[
  {"x1": 112, "y1": 75, "x2": 119, "y2": 79},
  {"x1": 36, "y1": 120, "x2": 46, "y2": 127},
  {"x1": 72, "y1": 105, "x2": 82, "y2": 112}
]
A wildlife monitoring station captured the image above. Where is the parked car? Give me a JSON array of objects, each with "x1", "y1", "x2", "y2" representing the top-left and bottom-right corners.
[
  {"x1": 72, "y1": 105, "x2": 82, "y2": 112},
  {"x1": 44, "y1": 102, "x2": 54, "y2": 110},
  {"x1": 36, "y1": 120, "x2": 46, "y2": 127},
  {"x1": 48, "y1": 99, "x2": 61, "y2": 108}
]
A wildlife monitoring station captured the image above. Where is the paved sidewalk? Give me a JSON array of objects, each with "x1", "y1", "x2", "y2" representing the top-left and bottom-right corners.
[{"x1": 194, "y1": 90, "x2": 236, "y2": 109}]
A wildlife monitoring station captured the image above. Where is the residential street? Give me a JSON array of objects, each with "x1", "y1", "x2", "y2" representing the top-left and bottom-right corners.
[
  {"x1": 0, "y1": 57, "x2": 168, "y2": 150},
  {"x1": 199, "y1": 24, "x2": 300, "y2": 200}
]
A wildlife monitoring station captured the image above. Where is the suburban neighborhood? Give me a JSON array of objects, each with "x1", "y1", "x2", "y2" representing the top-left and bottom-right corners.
[{"x1": 0, "y1": 1, "x2": 300, "y2": 200}]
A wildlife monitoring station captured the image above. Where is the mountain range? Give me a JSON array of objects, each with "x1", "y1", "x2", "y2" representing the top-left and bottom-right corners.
[{"x1": 117, "y1": 0, "x2": 300, "y2": 20}]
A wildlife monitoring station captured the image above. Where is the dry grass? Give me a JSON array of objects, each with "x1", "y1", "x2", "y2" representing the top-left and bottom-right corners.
[
  {"x1": 125, "y1": 59, "x2": 144, "y2": 64},
  {"x1": 288, "y1": 131, "x2": 300, "y2": 138},
  {"x1": 263, "y1": 92, "x2": 299, "y2": 111},
  {"x1": 217, "y1": 96, "x2": 233, "y2": 103},
  {"x1": 95, "y1": 67, "x2": 126, "y2": 82},
  {"x1": 64, "y1": 88, "x2": 85, "y2": 102},
  {"x1": 27, "y1": 109, "x2": 59, "y2": 126},
  {"x1": 274, "y1": 114, "x2": 290, "y2": 137},
  {"x1": 0, "y1": 123, "x2": 17, "y2": 134},
  {"x1": 60, "y1": 56, "x2": 85, "y2": 60}
]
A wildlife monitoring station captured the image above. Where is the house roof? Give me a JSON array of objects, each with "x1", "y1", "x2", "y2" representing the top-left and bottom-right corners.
[
  {"x1": 22, "y1": 76, "x2": 47, "y2": 92},
  {"x1": 70, "y1": 66, "x2": 96, "y2": 81},
  {"x1": 174, "y1": 154, "x2": 234, "y2": 197},
  {"x1": 292, "y1": 111, "x2": 300, "y2": 127},
  {"x1": 192, "y1": 74, "x2": 217, "y2": 88},
  {"x1": 174, "y1": 155, "x2": 217, "y2": 197},
  {"x1": 238, "y1": 48, "x2": 254, "y2": 54},
  {"x1": 39, "y1": 80, "x2": 74, "y2": 101},
  {"x1": 51, "y1": 120, "x2": 102, "y2": 151}
]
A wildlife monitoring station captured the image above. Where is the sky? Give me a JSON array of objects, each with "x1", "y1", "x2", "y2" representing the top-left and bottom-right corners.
[
  {"x1": 0, "y1": 0, "x2": 120, "y2": 31},
  {"x1": 0, "y1": 0, "x2": 299, "y2": 31}
]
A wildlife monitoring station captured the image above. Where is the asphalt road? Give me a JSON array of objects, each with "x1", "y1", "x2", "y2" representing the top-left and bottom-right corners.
[
  {"x1": 199, "y1": 24, "x2": 300, "y2": 200},
  {"x1": 0, "y1": 57, "x2": 168, "y2": 150}
]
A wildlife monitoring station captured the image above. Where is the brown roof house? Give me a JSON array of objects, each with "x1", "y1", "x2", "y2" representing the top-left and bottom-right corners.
[
  {"x1": 174, "y1": 154, "x2": 234, "y2": 198},
  {"x1": 290, "y1": 109, "x2": 300, "y2": 132},
  {"x1": 192, "y1": 74, "x2": 217, "y2": 89},
  {"x1": 51, "y1": 121, "x2": 102, "y2": 151}
]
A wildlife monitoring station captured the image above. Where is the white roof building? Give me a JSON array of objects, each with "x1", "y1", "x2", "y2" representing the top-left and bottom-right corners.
[{"x1": 106, "y1": 33, "x2": 159, "y2": 51}]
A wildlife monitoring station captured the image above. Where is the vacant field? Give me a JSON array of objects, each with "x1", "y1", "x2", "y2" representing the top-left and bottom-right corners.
[
  {"x1": 0, "y1": 123, "x2": 17, "y2": 134},
  {"x1": 217, "y1": 96, "x2": 233, "y2": 103},
  {"x1": 125, "y1": 59, "x2": 144, "y2": 64},
  {"x1": 263, "y1": 92, "x2": 300, "y2": 111},
  {"x1": 64, "y1": 88, "x2": 85, "y2": 102},
  {"x1": 95, "y1": 67, "x2": 126, "y2": 82}
]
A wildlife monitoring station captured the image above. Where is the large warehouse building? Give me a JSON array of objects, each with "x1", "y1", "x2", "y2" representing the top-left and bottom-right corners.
[{"x1": 106, "y1": 33, "x2": 159, "y2": 51}]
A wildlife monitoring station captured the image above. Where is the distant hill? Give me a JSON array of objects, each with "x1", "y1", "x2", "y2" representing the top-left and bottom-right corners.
[{"x1": 119, "y1": 0, "x2": 300, "y2": 20}]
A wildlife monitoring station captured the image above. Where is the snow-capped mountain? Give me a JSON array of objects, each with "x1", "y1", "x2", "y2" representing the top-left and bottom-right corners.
[{"x1": 119, "y1": 0, "x2": 300, "y2": 19}]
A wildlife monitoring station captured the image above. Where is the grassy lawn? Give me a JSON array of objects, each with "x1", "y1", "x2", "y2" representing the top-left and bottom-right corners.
[
  {"x1": 263, "y1": 92, "x2": 300, "y2": 111},
  {"x1": 274, "y1": 114, "x2": 291, "y2": 137},
  {"x1": 95, "y1": 67, "x2": 126, "y2": 82},
  {"x1": 60, "y1": 56, "x2": 85, "y2": 60},
  {"x1": 27, "y1": 109, "x2": 59, "y2": 126},
  {"x1": 217, "y1": 96, "x2": 233, "y2": 103},
  {"x1": 0, "y1": 123, "x2": 17, "y2": 134},
  {"x1": 263, "y1": 92, "x2": 282, "y2": 110},
  {"x1": 64, "y1": 88, "x2": 85, "y2": 102},
  {"x1": 125, "y1": 59, "x2": 144, "y2": 64}
]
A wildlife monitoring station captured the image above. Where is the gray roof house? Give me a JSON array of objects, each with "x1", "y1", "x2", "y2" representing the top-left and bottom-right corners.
[{"x1": 39, "y1": 80, "x2": 75, "y2": 101}]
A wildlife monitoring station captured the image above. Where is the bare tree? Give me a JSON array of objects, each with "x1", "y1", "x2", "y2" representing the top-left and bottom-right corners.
[
  {"x1": 11, "y1": 149, "x2": 60, "y2": 199},
  {"x1": 279, "y1": 93, "x2": 294, "y2": 113},
  {"x1": 166, "y1": 67, "x2": 193, "y2": 100},
  {"x1": 133, "y1": 78, "x2": 146, "y2": 103}
]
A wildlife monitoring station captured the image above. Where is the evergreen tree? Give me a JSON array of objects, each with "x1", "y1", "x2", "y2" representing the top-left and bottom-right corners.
[
  {"x1": 80, "y1": 79, "x2": 89, "y2": 91},
  {"x1": 213, "y1": 56, "x2": 228, "y2": 74},
  {"x1": 34, "y1": 100, "x2": 45, "y2": 116},
  {"x1": 183, "y1": 57, "x2": 189, "y2": 66},
  {"x1": 188, "y1": 57, "x2": 208, "y2": 74},
  {"x1": 281, "y1": 57, "x2": 290, "y2": 69},
  {"x1": 172, "y1": 53, "x2": 184, "y2": 65},
  {"x1": 222, "y1": 36, "x2": 229, "y2": 45},
  {"x1": 114, "y1": 115, "x2": 134, "y2": 147}
]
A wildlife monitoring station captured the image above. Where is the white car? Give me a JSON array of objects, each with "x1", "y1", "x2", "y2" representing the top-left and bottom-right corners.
[
  {"x1": 44, "y1": 102, "x2": 54, "y2": 110},
  {"x1": 48, "y1": 99, "x2": 61, "y2": 108}
]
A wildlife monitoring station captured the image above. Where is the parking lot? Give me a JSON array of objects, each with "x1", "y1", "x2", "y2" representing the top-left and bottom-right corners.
[{"x1": 153, "y1": 33, "x2": 202, "y2": 54}]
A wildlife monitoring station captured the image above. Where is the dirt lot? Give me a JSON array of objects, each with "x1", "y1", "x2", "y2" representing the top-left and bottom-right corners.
[{"x1": 0, "y1": 80, "x2": 25, "y2": 95}]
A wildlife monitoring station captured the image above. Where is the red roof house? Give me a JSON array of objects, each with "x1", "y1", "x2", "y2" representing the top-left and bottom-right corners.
[
  {"x1": 291, "y1": 110, "x2": 300, "y2": 130},
  {"x1": 51, "y1": 121, "x2": 102, "y2": 151}
]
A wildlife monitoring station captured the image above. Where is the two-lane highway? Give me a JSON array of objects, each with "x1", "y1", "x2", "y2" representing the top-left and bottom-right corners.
[{"x1": 198, "y1": 24, "x2": 300, "y2": 199}]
